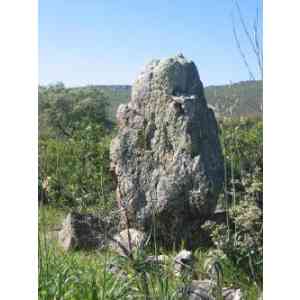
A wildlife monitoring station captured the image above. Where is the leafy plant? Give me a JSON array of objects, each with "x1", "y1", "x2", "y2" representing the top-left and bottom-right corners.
[
  {"x1": 39, "y1": 83, "x2": 115, "y2": 209},
  {"x1": 202, "y1": 117, "x2": 263, "y2": 286}
]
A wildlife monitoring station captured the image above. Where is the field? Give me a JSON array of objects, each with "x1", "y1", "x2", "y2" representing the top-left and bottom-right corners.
[
  {"x1": 39, "y1": 205, "x2": 261, "y2": 299},
  {"x1": 38, "y1": 83, "x2": 262, "y2": 299}
]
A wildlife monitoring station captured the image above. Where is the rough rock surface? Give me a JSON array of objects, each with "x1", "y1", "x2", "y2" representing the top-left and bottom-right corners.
[
  {"x1": 110, "y1": 54, "x2": 224, "y2": 247},
  {"x1": 58, "y1": 212, "x2": 108, "y2": 251},
  {"x1": 186, "y1": 280, "x2": 243, "y2": 300},
  {"x1": 145, "y1": 254, "x2": 169, "y2": 265},
  {"x1": 222, "y1": 288, "x2": 243, "y2": 300},
  {"x1": 107, "y1": 262, "x2": 129, "y2": 281},
  {"x1": 174, "y1": 249, "x2": 194, "y2": 275},
  {"x1": 109, "y1": 228, "x2": 145, "y2": 256},
  {"x1": 187, "y1": 280, "x2": 213, "y2": 300}
]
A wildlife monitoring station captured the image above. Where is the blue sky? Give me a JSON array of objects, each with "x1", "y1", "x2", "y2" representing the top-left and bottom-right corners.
[{"x1": 39, "y1": 0, "x2": 262, "y2": 87}]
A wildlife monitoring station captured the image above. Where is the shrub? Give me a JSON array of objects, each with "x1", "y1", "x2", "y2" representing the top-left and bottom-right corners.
[
  {"x1": 38, "y1": 83, "x2": 116, "y2": 209},
  {"x1": 39, "y1": 124, "x2": 114, "y2": 209},
  {"x1": 219, "y1": 117, "x2": 262, "y2": 203},
  {"x1": 202, "y1": 117, "x2": 263, "y2": 285},
  {"x1": 203, "y1": 201, "x2": 262, "y2": 283}
]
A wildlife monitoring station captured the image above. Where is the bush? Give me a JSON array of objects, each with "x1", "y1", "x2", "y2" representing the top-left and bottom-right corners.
[
  {"x1": 219, "y1": 117, "x2": 263, "y2": 207},
  {"x1": 39, "y1": 124, "x2": 114, "y2": 209},
  {"x1": 39, "y1": 83, "x2": 112, "y2": 138},
  {"x1": 38, "y1": 83, "x2": 116, "y2": 209},
  {"x1": 202, "y1": 117, "x2": 263, "y2": 286},
  {"x1": 203, "y1": 201, "x2": 262, "y2": 284}
]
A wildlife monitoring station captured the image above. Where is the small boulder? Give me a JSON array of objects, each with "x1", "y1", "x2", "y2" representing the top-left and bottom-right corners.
[
  {"x1": 109, "y1": 228, "x2": 145, "y2": 256},
  {"x1": 222, "y1": 288, "x2": 243, "y2": 300},
  {"x1": 174, "y1": 249, "x2": 194, "y2": 275},
  {"x1": 106, "y1": 262, "x2": 129, "y2": 281},
  {"x1": 186, "y1": 280, "x2": 243, "y2": 300},
  {"x1": 186, "y1": 280, "x2": 213, "y2": 300},
  {"x1": 145, "y1": 254, "x2": 169, "y2": 267},
  {"x1": 58, "y1": 212, "x2": 108, "y2": 251}
]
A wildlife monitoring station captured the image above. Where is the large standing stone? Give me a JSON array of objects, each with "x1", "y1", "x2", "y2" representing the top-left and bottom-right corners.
[{"x1": 110, "y1": 54, "x2": 224, "y2": 247}]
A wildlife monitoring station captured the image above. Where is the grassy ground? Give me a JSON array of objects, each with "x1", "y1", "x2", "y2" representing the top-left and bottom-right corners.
[{"x1": 39, "y1": 206, "x2": 261, "y2": 299}]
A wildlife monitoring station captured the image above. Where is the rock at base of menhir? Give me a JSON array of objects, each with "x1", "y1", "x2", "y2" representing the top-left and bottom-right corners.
[
  {"x1": 145, "y1": 254, "x2": 169, "y2": 265},
  {"x1": 222, "y1": 288, "x2": 243, "y2": 300},
  {"x1": 58, "y1": 212, "x2": 108, "y2": 251},
  {"x1": 186, "y1": 280, "x2": 243, "y2": 300},
  {"x1": 110, "y1": 54, "x2": 224, "y2": 248},
  {"x1": 174, "y1": 249, "x2": 194, "y2": 276},
  {"x1": 109, "y1": 228, "x2": 146, "y2": 257}
]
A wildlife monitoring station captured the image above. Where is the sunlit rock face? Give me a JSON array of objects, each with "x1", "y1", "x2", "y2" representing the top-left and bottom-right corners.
[{"x1": 110, "y1": 54, "x2": 224, "y2": 247}]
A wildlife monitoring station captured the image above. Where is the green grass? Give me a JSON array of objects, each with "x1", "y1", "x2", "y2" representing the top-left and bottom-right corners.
[
  {"x1": 39, "y1": 236, "x2": 183, "y2": 299},
  {"x1": 39, "y1": 206, "x2": 261, "y2": 299},
  {"x1": 39, "y1": 242, "x2": 133, "y2": 299}
]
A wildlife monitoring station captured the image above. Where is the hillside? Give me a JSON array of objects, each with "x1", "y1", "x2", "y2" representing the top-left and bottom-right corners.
[
  {"x1": 205, "y1": 80, "x2": 262, "y2": 117},
  {"x1": 88, "y1": 85, "x2": 131, "y2": 121},
  {"x1": 38, "y1": 81, "x2": 262, "y2": 136},
  {"x1": 71, "y1": 80, "x2": 262, "y2": 120}
]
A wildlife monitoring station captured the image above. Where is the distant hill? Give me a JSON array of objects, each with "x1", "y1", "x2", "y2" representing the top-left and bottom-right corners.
[
  {"x1": 205, "y1": 80, "x2": 262, "y2": 118},
  {"x1": 81, "y1": 85, "x2": 131, "y2": 121},
  {"x1": 39, "y1": 81, "x2": 262, "y2": 124},
  {"x1": 83, "y1": 80, "x2": 262, "y2": 120}
]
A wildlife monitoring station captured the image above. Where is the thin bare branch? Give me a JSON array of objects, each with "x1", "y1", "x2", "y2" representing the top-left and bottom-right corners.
[{"x1": 232, "y1": 12, "x2": 256, "y2": 81}]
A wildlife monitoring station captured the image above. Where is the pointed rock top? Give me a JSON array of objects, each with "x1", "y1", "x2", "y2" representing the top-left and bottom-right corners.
[{"x1": 132, "y1": 54, "x2": 203, "y2": 102}]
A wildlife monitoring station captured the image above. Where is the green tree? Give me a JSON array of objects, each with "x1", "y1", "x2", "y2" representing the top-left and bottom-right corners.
[{"x1": 38, "y1": 83, "x2": 115, "y2": 209}]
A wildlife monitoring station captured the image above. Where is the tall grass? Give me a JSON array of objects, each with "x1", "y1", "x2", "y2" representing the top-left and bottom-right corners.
[
  {"x1": 39, "y1": 203, "x2": 262, "y2": 299},
  {"x1": 39, "y1": 221, "x2": 133, "y2": 300},
  {"x1": 39, "y1": 206, "x2": 184, "y2": 299}
]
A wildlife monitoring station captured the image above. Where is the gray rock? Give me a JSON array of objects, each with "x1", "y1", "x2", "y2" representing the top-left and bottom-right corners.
[
  {"x1": 187, "y1": 280, "x2": 214, "y2": 300},
  {"x1": 109, "y1": 228, "x2": 145, "y2": 256},
  {"x1": 145, "y1": 254, "x2": 169, "y2": 265},
  {"x1": 106, "y1": 262, "x2": 128, "y2": 281},
  {"x1": 222, "y1": 288, "x2": 243, "y2": 300},
  {"x1": 174, "y1": 249, "x2": 194, "y2": 275},
  {"x1": 58, "y1": 212, "x2": 109, "y2": 251},
  {"x1": 186, "y1": 280, "x2": 243, "y2": 300},
  {"x1": 110, "y1": 54, "x2": 224, "y2": 247}
]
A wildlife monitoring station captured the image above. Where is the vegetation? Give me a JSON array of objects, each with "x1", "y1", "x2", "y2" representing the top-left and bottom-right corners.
[
  {"x1": 39, "y1": 207, "x2": 261, "y2": 300},
  {"x1": 204, "y1": 117, "x2": 263, "y2": 285},
  {"x1": 39, "y1": 80, "x2": 262, "y2": 125},
  {"x1": 205, "y1": 81, "x2": 262, "y2": 117},
  {"x1": 39, "y1": 83, "x2": 262, "y2": 299},
  {"x1": 39, "y1": 83, "x2": 114, "y2": 210}
]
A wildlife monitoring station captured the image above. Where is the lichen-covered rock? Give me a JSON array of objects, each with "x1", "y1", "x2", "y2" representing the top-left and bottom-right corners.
[
  {"x1": 109, "y1": 228, "x2": 145, "y2": 256},
  {"x1": 58, "y1": 212, "x2": 108, "y2": 251},
  {"x1": 222, "y1": 288, "x2": 243, "y2": 300},
  {"x1": 186, "y1": 281, "x2": 243, "y2": 300},
  {"x1": 145, "y1": 254, "x2": 169, "y2": 265},
  {"x1": 186, "y1": 280, "x2": 213, "y2": 300},
  {"x1": 174, "y1": 249, "x2": 194, "y2": 275},
  {"x1": 106, "y1": 262, "x2": 129, "y2": 281},
  {"x1": 110, "y1": 54, "x2": 224, "y2": 247}
]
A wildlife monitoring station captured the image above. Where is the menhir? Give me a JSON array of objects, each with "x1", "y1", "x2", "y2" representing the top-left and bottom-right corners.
[{"x1": 110, "y1": 54, "x2": 224, "y2": 248}]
